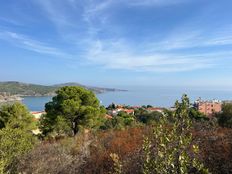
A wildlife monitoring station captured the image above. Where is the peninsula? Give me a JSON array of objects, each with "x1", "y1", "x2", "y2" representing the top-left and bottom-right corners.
[{"x1": 0, "y1": 81, "x2": 127, "y2": 97}]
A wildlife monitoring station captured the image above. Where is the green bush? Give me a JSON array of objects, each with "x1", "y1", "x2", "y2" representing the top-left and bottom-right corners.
[
  {"x1": 216, "y1": 103, "x2": 232, "y2": 128},
  {"x1": 0, "y1": 128, "x2": 36, "y2": 173},
  {"x1": 142, "y1": 94, "x2": 209, "y2": 174}
]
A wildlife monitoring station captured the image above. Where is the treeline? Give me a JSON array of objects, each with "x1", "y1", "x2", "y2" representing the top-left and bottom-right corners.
[{"x1": 1, "y1": 86, "x2": 232, "y2": 173}]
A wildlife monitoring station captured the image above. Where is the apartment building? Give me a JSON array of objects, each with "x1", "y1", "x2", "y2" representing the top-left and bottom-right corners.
[{"x1": 195, "y1": 99, "x2": 222, "y2": 117}]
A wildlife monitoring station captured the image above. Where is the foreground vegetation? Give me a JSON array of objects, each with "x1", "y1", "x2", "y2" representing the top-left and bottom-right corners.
[{"x1": 1, "y1": 86, "x2": 232, "y2": 173}]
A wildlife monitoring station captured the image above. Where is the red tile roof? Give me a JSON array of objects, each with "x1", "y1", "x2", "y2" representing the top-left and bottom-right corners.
[{"x1": 146, "y1": 108, "x2": 163, "y2": 112}]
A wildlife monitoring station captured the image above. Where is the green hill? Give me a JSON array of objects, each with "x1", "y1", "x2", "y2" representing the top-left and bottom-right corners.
[
  {"x1": 0, "y1": 81, "x2": 126, "y2": 96},
  {"x1": 0, "y1": 81, "x2": 56, "y2": 96}
]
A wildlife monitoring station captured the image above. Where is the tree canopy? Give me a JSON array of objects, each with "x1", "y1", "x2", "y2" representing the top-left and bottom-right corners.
[
  {"x1": 0, "y1": 103, "x2": 37, "y2": 173},
  {"x1": 103, "y1": 111, "x2": 135, "y2": 130},
  {"x1": 40, "y1": 86, "x2": 106, "y2": 136},
  {"x1": 135, "y1": 111, "x2": 162, "y2": 124},
  {"x1": 216, "y1": 103, "x2": 232, "y2": 128},
  {"x1": 0, "y1": 102, "x2": 35, "y2": 131}
]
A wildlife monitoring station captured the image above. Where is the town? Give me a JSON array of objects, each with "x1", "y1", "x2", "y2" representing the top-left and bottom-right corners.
[
  {"x1": 0, "y1": 90, "x2": 228, "y2": 120},
  {"x1": 30, "y1": 98, "x2": 228, "y2": 121}
]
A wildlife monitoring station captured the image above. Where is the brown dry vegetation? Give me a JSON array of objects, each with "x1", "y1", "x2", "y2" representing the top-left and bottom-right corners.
[
  {"x1": 192, "y1": 127, "x2": 232, "y2": 174},
  {"x1": 17, "y1": 125, "x2": 232, "y2": 174}
]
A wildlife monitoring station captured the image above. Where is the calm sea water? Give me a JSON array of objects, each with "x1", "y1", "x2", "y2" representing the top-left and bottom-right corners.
[{"x1": 22, "y1": 86, "x2": 232, "y2": 111}]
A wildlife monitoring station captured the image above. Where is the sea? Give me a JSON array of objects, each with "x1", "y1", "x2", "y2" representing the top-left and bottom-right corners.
[{"x1": 22, "y1": 86, "x2": 232, "y2": 111}]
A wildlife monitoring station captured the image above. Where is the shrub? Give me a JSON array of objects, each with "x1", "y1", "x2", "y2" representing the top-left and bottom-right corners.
[
  {"x1": 0, "y1": 128, "x2": 36, "y2": 173},
  {"x1": 142, "y1": 95, "x2": 209, "y2": 174}
]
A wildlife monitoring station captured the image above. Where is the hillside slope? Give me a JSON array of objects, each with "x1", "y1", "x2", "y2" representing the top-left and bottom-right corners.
[{"x1": 0, "y1": 81, "x2": 125, "y2": 96}]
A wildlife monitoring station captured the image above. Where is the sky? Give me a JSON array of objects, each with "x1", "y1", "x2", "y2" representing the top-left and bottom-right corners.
[{"x1": 0, "y1": 0, "x2": 232, "y2": 88}]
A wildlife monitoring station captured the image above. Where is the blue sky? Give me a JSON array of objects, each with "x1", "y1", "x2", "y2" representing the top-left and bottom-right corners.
[{"x1": 0, "y1": 0, "x2": 232, "y2": 88}]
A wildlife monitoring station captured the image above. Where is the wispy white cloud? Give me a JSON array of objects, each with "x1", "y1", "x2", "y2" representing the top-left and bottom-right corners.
[
  {"x1": 35, "y1": 0, "x2": 73, "y2": 27},
  {"x1": 0, "y1": 31, "x2": 72, "y2": 58},
  {"x1": 84, "y1": 39, "x2": 214, "y2": 72},
  {"x1": 125, "y1": 0, "x2": 188, "y2": 7},
  {"x1": 147, "y1": 26, "x2": 232, "y2": 51},
  {"x1": 2, "y1": 0, "x2": 231, "y2": 73},
  {"x1": 34, "y1": 0, "x2": 82, "y2": 43},
  {"x1": 82, "y1": 0, "x2": 187, "y2": 26},
  {"x1": 80, "y1": 0, "x2": 201, "y2": 73},
  {"x1": 81, "y1": 0, "x2": 122, "y2": 25}
]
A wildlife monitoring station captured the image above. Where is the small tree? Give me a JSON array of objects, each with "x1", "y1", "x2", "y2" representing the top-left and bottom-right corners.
[
  {"x1": 40, "y1": 86, "x2": 106, "y2": 136},
  {"x1": 143, "y1": 94, "x2": 209, "y2": 174}
]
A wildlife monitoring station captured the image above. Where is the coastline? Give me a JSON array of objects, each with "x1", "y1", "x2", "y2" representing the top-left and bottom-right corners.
[{"x1": 0, "y1": 94, "x2": 23, "y2": 104}]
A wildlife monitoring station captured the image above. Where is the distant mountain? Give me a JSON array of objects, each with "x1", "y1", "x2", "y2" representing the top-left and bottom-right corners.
[
  {"x1": 53, "y1": 82, "x2": 127, "y2": 94},
  {"x1": 53, "y1": 82, "x2": 83, "y2": 87},
  {"x1": 0, "y1": 81, "x2": 56, "y2": 96},
  {"x1": 0, "y1": 81, "x2": 126, "y2": 96}
]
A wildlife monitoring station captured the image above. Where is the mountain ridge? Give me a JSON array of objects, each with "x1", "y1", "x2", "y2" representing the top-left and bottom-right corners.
[{"x1": 0, "y1": 81, "x2": 126, "y2": 96}]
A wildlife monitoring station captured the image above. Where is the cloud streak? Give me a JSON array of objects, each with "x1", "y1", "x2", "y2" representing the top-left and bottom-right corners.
[
  {"x1": 2, "y1": 0, "x2": 232, "y2": 73},
  {"x1": 149, "y1": 28, "x2": 232, "y2": 51},
  {"x1": 85, "y1": 39, "x2": 214, "y2": 72},
  {"x1": 125, "y1": 0, "x2": 188, "y2": 7},
  {"x1": 0, "y1": 31, "x2": 72, "y2": 58}
]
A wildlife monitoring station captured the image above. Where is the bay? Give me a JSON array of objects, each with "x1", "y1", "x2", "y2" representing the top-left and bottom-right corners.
[{"x1": 22, "y1": 86, "x2": 232, "y2": 111}]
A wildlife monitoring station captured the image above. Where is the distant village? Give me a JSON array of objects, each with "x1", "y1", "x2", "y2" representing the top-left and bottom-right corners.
[
  {"x1": 1, "y1": 92, "x2": 231, "y2": 120},
  {"x1": 104, "y1": 98, "x2": 226, "y2": 119},
  {"x1": 30, "y1": 98, "x2": 231, "y2": 120},
  {"x1": 1, "y1": 94, "x2": 230, "y2": 136}
]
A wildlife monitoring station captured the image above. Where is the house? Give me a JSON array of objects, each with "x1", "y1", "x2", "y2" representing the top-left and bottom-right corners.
[
  {"x1": 194, "y1": 99, "x2": 222, "y2": 117},
  {"x1": 107, "y1": 109, "x2": 121, "y2": 116},
  {"x1": 132, "y1": 106, "x2": 141, "y2": 109},
  {"x1": 146, "y1": 107, "x2": 164, "y2": 113},
  {"x1": 107, "y1": 108, "x2": 135, "y2": 116},
  {"x1": 122, "y1": 109, "x2": 134, "y2": 115}
]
